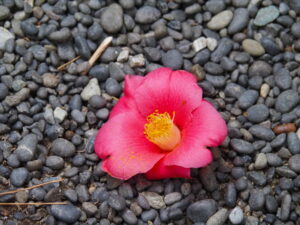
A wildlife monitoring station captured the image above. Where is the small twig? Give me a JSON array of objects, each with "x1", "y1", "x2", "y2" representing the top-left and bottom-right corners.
[
  {"x1": 81, "y1": 36, "x2": 113, "y2": 75},
  {"x1": 0, "y1": 202, "x2": 67, "y2": 206},
  {"x1": 57, "y1": 56, "x2": 81, "y2": 71},
  {"x1": 0, "y1": 178, "x2": 64, "y2": 196}
]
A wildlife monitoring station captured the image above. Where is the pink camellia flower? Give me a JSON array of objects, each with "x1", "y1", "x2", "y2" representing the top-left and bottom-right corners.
[{"x1": 94, "y1": 67, "x2": 227, "y2": 180}]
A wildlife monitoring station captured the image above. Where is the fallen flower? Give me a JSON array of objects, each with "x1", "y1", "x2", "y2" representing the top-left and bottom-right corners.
[{"x1": 94, "y1": 67, "x2": 227, "y2": 180}]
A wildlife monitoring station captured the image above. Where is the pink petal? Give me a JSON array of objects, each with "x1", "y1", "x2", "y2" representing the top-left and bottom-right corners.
[
  {"x1": 109, "y1": 75, "x2": 145, "y2": 118},
  {"x1": 133, "y1": 68, "x2": 203, "y2": 128},
  {"x1": 94, "y1": 111, "x2": 165, "y2": 180},
  {"x1": 145, "y1": 158, "x2": 191, "y2": 180},
  {"x1": 164, "y1": 100, "x2": 227, "y2": 168}
]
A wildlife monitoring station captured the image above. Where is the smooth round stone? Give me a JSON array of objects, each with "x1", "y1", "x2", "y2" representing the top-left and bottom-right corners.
[
  {"x1": 46, "y1": 156, "x2": 64, "y2": 170},
  {"x1": 10, "y1": 168, "x2": 28, "y2": 187},
  {"x1": 275, "y1": 90, "x2": 300, "y2": 113},
  {"x1": 242, "y1": 39, "x2": 265, "y2": 56},
  {"x1": 87, "y1": 23, "x2": 103, "y2": 41},
  {"x1": 105, "y1": 78, "x2": 122, "y2": 97},
  {"x1": 205, "y1": 1, "x2": 225, "y2": 14},
  {"x1": 122, "y1": 209, "x2": 138, "y2": 225},
  {"x1": 246, "y1": 104, "x2": 269, "y2": 123},
  {"x1": 88, "y1": 95, "x2": 106, "y2": 109},
  {"x1": 224, "y1": 183, "x2": 236, "y2": 208},
  {"x1": 254, "y1": 153, "x2": 267, "y2": 169},
  {"x1": 231, "y1": 139, "x2": 254, "y2": 154},
  {"x1": 260, "y1": 37, "x2": 281, "y2": 56},
  {"x1": 254, "y1": 6, "x2": 280, "y2": 26},
  {"x1": 164, "y1": 192, "x2": 182, "y2": 205},
  {"x1": 206, "y1": 208, "x2": 228, "y2": 225},
  {"x1": 71, "y1": 109, "x2": 85, "y2": 124},
  {"x1": 229, "y1": 206, "x2": 244, "y2": 224},
  {"x1": 135, "y1": 6, "x2": 161, "y2": 24},
  {"x1": 51, "y1": 204, "x2": 81, "y2": 224},
  {"x1": 89, "y1": 65, "x2": 109, "y2": 82},
  {"x1": 287, "y1": 133, "x2": 300, "y2": 154},
  {"x1": 228, "y1": 8, "x2": 249, "y2": 34},
  {"x1": 291, "y1": 23, "x2": 300, "y2": 38},
  {"x1": 162, "y1": 49, "x2": 183, "y2": 70},
  {"x1": 74, "y1": 36, "x2": 91, "y2": 59},
  {"x1": 51, "y1": 138, "x2": 76, "y2": 157},
  {"x1": 274, "y1": 68, "x2": 292, "y2": 90},
  {"x1": 265, "y1": 195, "x2": 278, "y2": 213},
  {"x1": 187, "y1": 199, "x2": 217, "y2": 223},
  {"x1": 0, "y1": 27, "x2": 15, "y2": 50},
  {"x1": 249, "y1": 189, "x2": 265, "y2": 210},
  {"x1": 100, "y1": 3, "x2": 123, "y2": 33},
  {"x1": 30, "y1": 188, "x2": 46, "y2": 201},
  {"x1": 224, "y1": 83, "x2": 245, "y2": 99},
  {"x1": 20, "y1": 21, "x2": 38, "y2": 36},
  {"x1": 289, "y1": 154, "x2": 300, "y2": 172},
  {"x1": 249, "y1": 125, "x2": 275, "y2": 141},
  {"x1": 82, "y1": 202, "x2": 97, "y2": 216},
  {"x1": 107, "y1": 194, "x2": 126, "y2": 211},
  {"x1": 207, "y1": 10, "x2": 233, "y2": 30},
  {"x1": 238, "y1": 90, "x2": 258, "y2": 109},
  {"x1": 249, "y1": 61, "x2": 272, "y2": 77}
]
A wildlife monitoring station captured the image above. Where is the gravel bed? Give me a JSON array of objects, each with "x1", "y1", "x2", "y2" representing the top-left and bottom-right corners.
[{"x1": 1, "y1": 0, "x2": 300, "y2": 224}]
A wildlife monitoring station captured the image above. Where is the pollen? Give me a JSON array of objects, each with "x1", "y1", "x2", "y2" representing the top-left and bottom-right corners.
[{"x1": 144, "y1": 110, "x2": 181, "y2": 151}]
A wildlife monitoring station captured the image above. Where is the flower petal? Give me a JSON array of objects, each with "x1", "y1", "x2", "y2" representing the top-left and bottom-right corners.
[
  {"x1": 164, "y1": 100, "x2": 227, "y2": 168},
  {"x1": 109, "y1": 75, "x2": 145, "y2": 118},
  {"x1": 134, "y1": 68, "x2": 202, "y2": 128},
  {"x1": 94, "y1": 111, "x2": 165, "y2": 180},
  {"x1": 145, "y1": 158, "x2": 191, "y2": 180}
]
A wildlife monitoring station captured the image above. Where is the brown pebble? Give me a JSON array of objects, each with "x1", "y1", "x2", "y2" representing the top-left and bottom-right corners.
[{"x1": 273, "y1": 123, "x2": 297, "y2": 134}]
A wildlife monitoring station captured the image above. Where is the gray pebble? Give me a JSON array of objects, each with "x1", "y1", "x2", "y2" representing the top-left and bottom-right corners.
[
  {"x1": 135, "y1": 6, "x2": 161, "y2": 24},
  {"x1": 10, "y1": 167, "x2": 28, "y2": 187},
  {"x1": 288, "y1": 154, "x2": 300, "y2": 172},
  {"x1": 224, "y1": 183, "x2": 237, "y2": 208},
  {"x1": 0, "y1": 6, "x2": 10, "y2": 21},
  {"x1": 260, "y1": 37, "x2": 281, "y2": 56},
  {"x1": 108, "y1": 194, "x2": 126, "y2": 211},
  {"x1": 279, "y1": 194, "x2": 291, "y2": 221},
  {"x1": 105, "y1": 78, "x2": 122, "y2": 97},
  {"x1": 254, "y1": 6, "x2": 280, "y2": 26},
  {"x1": 225, "y1": 83, "x2": 245, "y2": 99},
  {"x1": 164, "y1": 192, "x2": 182, "y2": 205},
  {"x1": 248, "y1": 61, "x2": 272, "y2": 77},
  {"x1": 231, "y1": 139, "x2": 254, "y2": 154},
  {"x1": 100, "y1": 4, "x2": 123, "y2": 33},
  {"x1": 46, "y1": 156, "x2": 64, "y2": 170},
  {"x1": 141, "y1": 209, "x2": 157, "y2": 221},
  {"x1": 287, "y1": 132, "x2": 300, "y2": 154},
  {"x1": 87, "y1": 23, "x2": 103, "y2": 41},
  {"x1": 162, "y1": 49, "x2": 183, "y2": 70},
  {"x1": 229, "y1": 206, "x2": 244, "y2": 224},
  {"x1": 122, "y1": 209, "x2": 138, "y2": 225},
  {"x1": 249, "y1": 125, "x2": 275, "y2": 141},
  {"x1": 15, "y1": 133, "x2": 38, "y2": 162},
  {"x1": 275, "y1": 68, "x2": 292, "y2": 90},
  {"x1": 51, "y1": 204, "x2": 81, "y2": 224},
  {"x1": 265, "y1": 195, "x2": 278, "y2": 213},
  {"x1": 74, "y1": 36, "x2": 91, "y2": 59},
  {"x1": 82, "y1": 202, "x2": 98, "y2": 216},
  {"x1": 270, "y1": 133, "x2": 286, "y2": 149},
  {"x1": 211, "y1": 38, "x2": 233, "y2": 62},
  {"x1": 206, "y1": 208, "x2": 228, "y2": 225},
  {"x1": 51, "y1": 138, "x2": 75, "y2": 157},
  {"x1": 238, "y1": 90, "x2": 258, "y2": 109},
  {"x1": 249, "y1": 189, "x2": 265, "y2": 211},
  {"x1": 187, "y1": 199, "x2": 217, "y2": 223},
  {"x1": 247, "y1": 104, "x2": 269, "y2": 123},
  {"x1": 71, "y1": 109, "x2": 85, "y2": 124},
  {"x1": 275, "y1": 90, "x2": 300, "y2": 113},
  {"x1": 48, "y1": 28, "x2": 71, "y2": 42},
  {"x1": 228, "y1": 8, "x2": 249, "y2": 34},
  {"x1": 199, "y1": 166, "x2": 218, "y2": 192}
]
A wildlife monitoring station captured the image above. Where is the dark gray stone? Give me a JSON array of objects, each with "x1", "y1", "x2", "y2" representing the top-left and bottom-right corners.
[
  {"x1": 248, "y1": 61, "x2": 272, "y2": 77},
  {"x1": 10, "y1": 167, "x2": 28, "y2": 187},
  {"x1": 100, "y1": 4, "x2": 123, "y2": 33},
  {"x1": 275, "y1": 90, "x2": 300, "y2": 113},
  {"x1": 199, "y1": 167, "x2": 218, "y2": 192},
  {"x1": 238, "y1": 90, "x2": 258, "y2": 109},
  {"x1": 135, "y1": 6, "x2": 161, "y2": 24},
  {"x1": 228, "y1": 8, "x2": 249, "y2": 34},
  {"x1": 162, "y1": 49, "x2": 183, "y2": 70},
  {"x1": 187, "y1": 199, "x2": 217, "y2": 223},
  {"x1": 225, "y1": 83, "x2": 245, "y2": 99},
  {"x1": 287, "y1": 133, "x2": 300, "y2": 154},
  {"x1": 51, "y1": 138, "x2": 75, "y2": 157},
  {"x1": 231, "y1": 139, "x2": 254, "y2": 154},
  {"x1": 48, "y1": 28, "x2": 72, "y2": 42},
  {"x1": 275, "y1": 68, "x2": 292, "y2": 90},
  {"x1": 15, "y1": 134, "x2": 38, "y2": 162},
  {"x1": 46, "y1": 156, "x2": 64, "y2": 170},
  {"x1": 211, "y1": 38, "x2": 233, "y2": 62},
  {"x1": 247, "y1": 104, "x2": 269, "y2": 123},
  {"x1": 288, "y1": 154, "x2": 300, "y2": 172},
  {"x1": 51, "y1": 204, "x2": 81, "y2": 224},
  {"x1": 249, "y1": 189, "x2": 265, "y2": 211},
  {"x1": 249, "y1": 125, "x2": 275, "y2": 141},
  {"x1": 105, "y1": 78, "x2": 122, "y2": 97},
  {"x1": 108, "y1": 194, "x2": 126, "y2": 211}
]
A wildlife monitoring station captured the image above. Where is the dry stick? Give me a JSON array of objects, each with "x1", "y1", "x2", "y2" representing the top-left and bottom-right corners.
[
  {"x1": 81, "y1": 36, "x2": 113, "y2": 75},
  {"x1": 0, "y1": 178, "x2": 64, "y2": 196},
  {"x1": 0, "y1": 202, "x2": 67, "y2": 206},
  {"x1": 57, "y1": 56, "x2": 81, "y2": 71}
]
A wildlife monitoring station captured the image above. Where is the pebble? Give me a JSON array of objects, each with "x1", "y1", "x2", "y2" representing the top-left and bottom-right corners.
[
  {"x1": 129, "y1": 54, "x2": 145, "y2": 68},
  {"x1": 228, "y1": 8, "x2": 249, "y2": 34},
  {"x1": 51, "y1": 204, "x2": 81, "y2": 224},
  {"x1": 199, "y1": 166, "x2": 218, "y2": 192},
  {"x1": 107, "y1": 194, "x2": 126, "y2": 211},
  {"x1": 254, "y1": 6, "x2": 280, "y2": 26},
  {"x1": 287, "y1": 133, "x2": 300, "y2": 154},
  {"x1": 249, "y1": 125, "x2": 275, "y2": 141},
  {"x1": 249, "y1": 189, "x2": 265, "y2": 211},
  {"x1": 265, "y1": 195, "x2": 278, "y2": 213},
  {"x1": 224, "y1": 183, "x2": 237, "y2": 208},
  {"x1": 81, "y1": 78, "x2": 101, "y2": 101},
  {"x1": 4, "y1": 88, "x2": 30, "y2": 107},
  {"x1": 164, "y1": 192, "x2": 182, "y2": 205},
  {"x1": 187, "y1": 199, "x2": 217, "y2": 223},
  {"x1": 206, "y1": 208, "x2": 228, "y2": 225},
  {"x1": 82, "y1": 202, "x2": 98, "y2": 216},
  {"x1": 242, "y1": 39, "x2": 265, "y2": 56},
  {"x1": 100, "y1": 4, "x2": 123, "y2": 33},
  {"x1": 260, "y1": 37, "x2": 281, "y2": 56},
  {"x1": 246, "y1": 104, "x2": 269, "y2": 123},
  {"x1": 229, "y1": 206, "x2": 244, "y2": 224},
  {"x1": 48, "y1": 28, "x2": 71, "y2": 42},
  {"x1": 0, "y1": 27, "x2": 14, "y2": 50},
  {"x1": 274, "y1": 68, "x2": 291, "y2": 90},
  {"x1": 0, "y1": 6, "x2": 10, "y2": 21},
  {"x1": 105, "y1": 78, "x2": 122, "y2": 97},
  {"x1": 135, "y1": 6, "x2": 161, "y2": 24},
  {"x1": 10, "y1": 167, "x2": 28, "y2": 187},
  {"x1": 0, "y1": 83, "x2": 9, "y2": 100},
  {"x1": 122, "y1": 209, "x2": 138, "y2": 225},
  {"x1": 249, "y1": 61, "x2": 272, "y2": 77},
  {"x1": 192, "y1": 37, "x2": 207, "y2": 52},
  {"x1": 162, "y1": 49, "x2": 183, "y2": 70},
  {"x1": 224, "y1": 83, "x2": 245, "y2": 99},
  {"x1": 141, "y1": 209, "x2": 157, "y2": 221},
  {"x1": 207, "y1": 10, "x2": 233, "y2": 30},
  {"x1": 53, "y1": 107, "x2": 67, "y2": 123},
  {"x1": 279, "y1": 194, "x2": 291, "y2": 221},
  {"x1": 260, "y1": 83, "x2": 270, "y2": 98},
  {"x1": 288, "y1": 154, "x2": 300, "y2": 172},
  {"x1": 46, "y1": 156, "x2": 64, "y2": 170},
  {"x1": 238, "y1": 90, "x2": 258, "y2": 109},
  {"x1": 206, "y1": 38, "x2": 218, "y2": 51},
  {"x1": 205, "y1": 1, "x2": 225, "y2": 14},
  {"x1": 211, "y1": 38, "x2": 233, "y2": 62},
  {"x1": 15, "y1": 134, "x2": 38, "y2": 162},
  {"x1": 51, "y1": 138, "x2": 75, "y2": 157},
  {"x1": 231, "y1": 139, "x2": 254, "y2": 154},
  {"x1": 42, "y1": 73, "x2": 59, "y2": 88},
  {"x1": 141, "y1": 192, "x2": 166, "y2": 209},
  {"x1": 275, "y1": 90, "x2": 300, "y2": 113}
]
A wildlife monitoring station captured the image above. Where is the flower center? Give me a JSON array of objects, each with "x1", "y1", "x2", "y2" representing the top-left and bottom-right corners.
[{"x1": 144, "y1": 110, "x2": 181, "y2": 151}]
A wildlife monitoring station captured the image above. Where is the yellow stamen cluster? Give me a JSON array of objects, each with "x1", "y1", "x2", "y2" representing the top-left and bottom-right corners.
[{"x1": 144, "y1": 110, "x2": 181, "y2": 151}]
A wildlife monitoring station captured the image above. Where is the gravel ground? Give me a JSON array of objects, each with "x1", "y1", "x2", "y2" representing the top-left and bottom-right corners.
[{"x1": 1, "y1": 0, "x2": 300, "y2": 224}]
